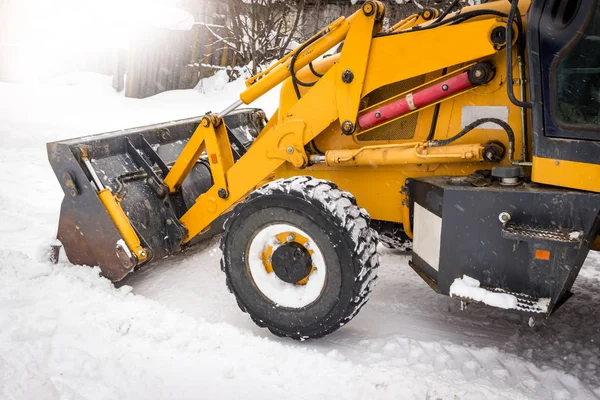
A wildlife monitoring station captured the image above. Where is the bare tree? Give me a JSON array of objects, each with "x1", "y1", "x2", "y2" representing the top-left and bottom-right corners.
[{"x1": 206, "y1": 0, "x2": 306, "y2": 75}]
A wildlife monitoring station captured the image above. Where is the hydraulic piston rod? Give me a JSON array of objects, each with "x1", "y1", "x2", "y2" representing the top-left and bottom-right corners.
[
  {"x1": 358, "y1": 72, "x2": 474, "y2": 129},
  {"x1": 357, "y1": 62, "x2": 496, "y2": 130}
]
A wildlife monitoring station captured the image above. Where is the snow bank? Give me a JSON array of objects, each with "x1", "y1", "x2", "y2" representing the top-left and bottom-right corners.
[
  {"x1": 0, "y1": 251, "x2": 593, "y2": 400},
  {"x1": 0, "y1": 70, "x2": 280, "y2": 137}
]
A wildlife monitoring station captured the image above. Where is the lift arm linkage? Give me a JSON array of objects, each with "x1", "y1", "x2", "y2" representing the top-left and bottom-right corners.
[{"x1": 170, "y1": 0, "x2": 507, "y2": 242}]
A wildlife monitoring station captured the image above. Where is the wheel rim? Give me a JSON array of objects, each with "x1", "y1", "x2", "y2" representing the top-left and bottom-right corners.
[{"x1": 247, "y1": 223, "x2": 327, "y2": 308}]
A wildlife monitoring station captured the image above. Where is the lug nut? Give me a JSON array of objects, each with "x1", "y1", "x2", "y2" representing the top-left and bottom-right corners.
[{"x1": 287, "y1": 233, "x2": 296, "y2": 242}]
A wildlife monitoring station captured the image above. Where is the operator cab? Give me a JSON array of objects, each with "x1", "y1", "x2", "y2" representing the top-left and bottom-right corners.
[{"x1": 528, "y1": 0, "x2": 600, "y2": 191}]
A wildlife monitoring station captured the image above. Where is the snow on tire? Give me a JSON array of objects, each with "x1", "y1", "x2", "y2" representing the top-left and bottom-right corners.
[{"x1": 220, "y1": 176, "x2": 379, "y2": 340}]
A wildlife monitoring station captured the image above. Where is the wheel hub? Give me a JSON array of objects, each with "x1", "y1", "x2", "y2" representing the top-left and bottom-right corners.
[{"x1": 271, "y1": 242, "x2": 313, "y2": 283}]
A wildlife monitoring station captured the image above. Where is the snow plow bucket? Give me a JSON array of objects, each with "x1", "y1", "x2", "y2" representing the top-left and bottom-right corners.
[{"x1": 47, "y1": 109, "x2": 266, "y2": 281}]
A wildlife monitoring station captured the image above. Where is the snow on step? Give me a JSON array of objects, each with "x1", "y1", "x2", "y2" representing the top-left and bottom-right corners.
[{"x1": 450, "y1": 275, "x2": 550, "y2": 313}]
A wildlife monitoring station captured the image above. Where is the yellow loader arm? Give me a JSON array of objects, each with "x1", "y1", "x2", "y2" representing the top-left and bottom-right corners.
[{"x1": 169, "y1": 0, "x2": 518, "y2": 242}]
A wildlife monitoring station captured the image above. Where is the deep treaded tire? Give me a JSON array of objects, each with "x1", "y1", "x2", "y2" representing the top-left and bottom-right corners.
[{"x1": 220, "y1": 176, "x2": 379, "y2": 340}]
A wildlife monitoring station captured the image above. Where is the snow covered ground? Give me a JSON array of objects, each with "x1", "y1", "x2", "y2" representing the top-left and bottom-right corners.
[{"x1": 1, "y1": 73, "x2": 599, "y2": 399}]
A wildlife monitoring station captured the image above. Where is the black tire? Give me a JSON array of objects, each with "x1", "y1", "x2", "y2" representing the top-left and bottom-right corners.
[
  {"x1": 220, "y1": 176, "x2": 379, "y2": 340},
  {"x1": 371, "y1": 220, "x2": 413, "y2": 252}
]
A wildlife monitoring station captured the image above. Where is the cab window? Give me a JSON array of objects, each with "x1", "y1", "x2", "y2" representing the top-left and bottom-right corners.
[{"x1": 555, "y1": 4, "x2": 600, "y2": 127}]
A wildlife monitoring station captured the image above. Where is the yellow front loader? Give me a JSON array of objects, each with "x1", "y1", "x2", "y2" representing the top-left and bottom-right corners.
[{"x1": 48, "y1": 0, "x2": 600, "y2": 339}]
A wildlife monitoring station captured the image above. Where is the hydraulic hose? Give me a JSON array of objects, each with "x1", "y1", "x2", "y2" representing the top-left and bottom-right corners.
[
  {"x1": 506, "y1": 0, "x2": 533, "y2": 108},
  {"x1": 290, "y1": 30, "x2": 329, "y2": 98},
  {"x1": 428, "y1": 117, "x2": 517, "y2": 164},
  {"x1": 375, "y1": 10, "x2": 508, "y2": 37},
  {"x1": 433, "y1": 0, "x2": 461, "y2": 24}
]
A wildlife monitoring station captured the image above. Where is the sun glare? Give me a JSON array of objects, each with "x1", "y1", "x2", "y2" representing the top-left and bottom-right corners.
[{"x1": 1, "y1": 0, "x2": 193, "y2": 82}]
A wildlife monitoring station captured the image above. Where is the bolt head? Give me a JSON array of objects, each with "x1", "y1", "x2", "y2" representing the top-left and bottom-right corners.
[
  {"x1": 498, "y1": 212, "x2": 511, "y2": 223},
  {"x1": 341, "y1": 69, "x2": 354, "y2": 84},
  {"x1": 341, "y1": 120, "x2": 355, "y2": 135},
  {"x1": 287, "y1": 233, "x2": 296, "y2": 242},
  {"x1": 218, "y1": 188, "x2": 228, "y2": 199},
  {"x1": 286, "y1": 146, "x2": 294, "y2": 154},
  {"x1": 442, "y1": 84, "x2": 449, "y2": 91}
]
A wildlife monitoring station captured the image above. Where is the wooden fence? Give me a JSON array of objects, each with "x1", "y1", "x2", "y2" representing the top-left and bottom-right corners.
[{"x1": 124, "y1": 23, "x2": 234, "y2": 98}]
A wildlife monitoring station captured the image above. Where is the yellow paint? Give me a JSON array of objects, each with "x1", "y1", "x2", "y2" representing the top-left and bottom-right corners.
[
  {"x1": 400, "y1": 191, "x2": 413, "y2": 238},
  {"x1": 240, "y1": 15, "x2": 352, "y2": 104},
  {"x1": 361, "y1": 19, "x2": 505, "y2": 98},
  {"x1": 390, "y1": 14, "x2": 419, "y2": 32},
  {"x1": 97, "y1": 189, "x2": 147, "y2": 262},
  {"x1": 259, "y1": 231, "x2": 315, "y2": 286},
  {"x1": 532, "y1": 157, "x2": 600, "y2": 193},
  {"x1": 164, "y1": 120, "x2": 208, "y2": 192},
  {"x1": 177, "y1": 0, "x2": 534, "y2": 240},
  {"x1": 203, "y1": 119, "x2": 235, "y2": 193},
  {"x1": 324, "y1": 142, "x2": 484, "y2": 166},
  {"x1": 336, "y1": 1, "x2": 380, "y2": 131}
]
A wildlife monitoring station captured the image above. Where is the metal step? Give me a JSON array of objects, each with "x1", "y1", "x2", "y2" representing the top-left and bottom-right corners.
[
  {"x1": 486, "y1": 287, "x2": 550, "y2": 314},
  {"x1": 501, "y1": 222, "x2": 583, "y2": 244}
]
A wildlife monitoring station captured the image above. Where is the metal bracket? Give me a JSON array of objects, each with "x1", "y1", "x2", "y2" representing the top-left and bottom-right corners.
[
  {"x1": 335, "y1": 3, "x2": 380, "y2": 133},
  {"x1": 126, "y1": 138, "x2": 167, "y2": 198},
  {"x1": 265, "y1": 120, "x2": 308, "y2": 168}
]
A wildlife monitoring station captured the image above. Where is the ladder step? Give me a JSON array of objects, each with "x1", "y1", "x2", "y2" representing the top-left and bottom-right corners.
[
  {"x1": 486, "y1": 287, "x2": 550, "y2": 314},
  {"x1": 501, "y1": 223, "x2": 583, "y2": 244}
]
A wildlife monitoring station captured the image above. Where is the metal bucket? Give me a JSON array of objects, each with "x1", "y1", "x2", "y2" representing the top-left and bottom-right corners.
[{"x1": 47, "y1": 108, "x2": 266, "y2": 281}]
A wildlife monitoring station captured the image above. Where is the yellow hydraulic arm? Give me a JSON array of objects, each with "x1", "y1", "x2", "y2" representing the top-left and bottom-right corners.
[{"x1": 162, "y1": 0, "x2": 515, "y2": 243}]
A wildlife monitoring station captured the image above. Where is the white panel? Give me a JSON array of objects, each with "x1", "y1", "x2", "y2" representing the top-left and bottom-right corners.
[
  {"x1": 461, "y1": 106, "x2": 509, "y2": 130},
  {"x1": 413, "y1": 203, "x2": 442, "y2": 271}
]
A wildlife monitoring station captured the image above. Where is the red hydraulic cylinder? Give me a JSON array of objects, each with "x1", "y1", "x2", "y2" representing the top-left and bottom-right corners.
[{"x1": 358, "y1": 72, "x2": 474, "y2": 129}]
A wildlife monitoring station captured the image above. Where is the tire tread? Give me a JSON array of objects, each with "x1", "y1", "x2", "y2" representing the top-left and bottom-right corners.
[{"x1": 220, "y1": 176, "x2": 379, "y2": 340}]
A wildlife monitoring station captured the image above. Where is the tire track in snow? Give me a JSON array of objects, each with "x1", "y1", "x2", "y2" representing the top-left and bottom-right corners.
[{"x1": 123, "y1": 239, "x2": 600, "y2": 399}]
